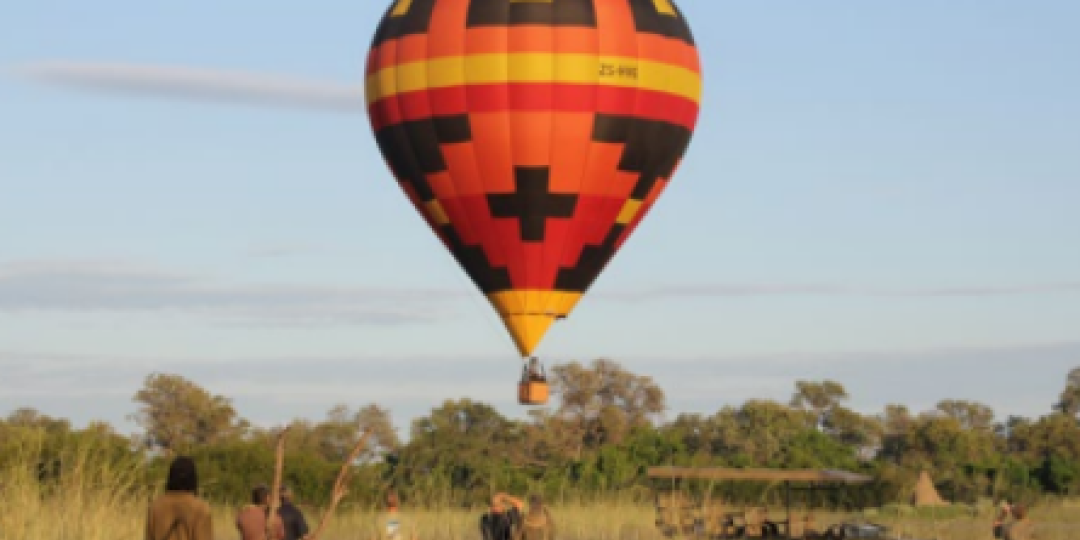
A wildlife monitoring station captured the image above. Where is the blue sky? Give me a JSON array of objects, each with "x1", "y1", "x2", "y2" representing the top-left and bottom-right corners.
[{"x1": 1, "y1": 1, "x2": 1078, "y2": 436}]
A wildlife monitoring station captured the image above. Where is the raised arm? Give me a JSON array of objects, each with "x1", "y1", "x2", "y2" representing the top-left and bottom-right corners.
[{"x1": 498, "y1": 493, "x2": 525, "y2": 511}]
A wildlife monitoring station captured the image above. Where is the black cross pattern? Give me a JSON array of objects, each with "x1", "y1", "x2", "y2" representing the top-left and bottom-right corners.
[{"x1": 488, "y1": 167, "x2": 578, "y2": 242}]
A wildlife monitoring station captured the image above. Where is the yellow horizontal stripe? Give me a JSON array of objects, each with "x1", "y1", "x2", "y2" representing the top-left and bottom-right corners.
[
  {"x1": 366, "y1": 53, "x2": 702, "y2": 105},
  {"x1": 486, "y1": 290, "x2": 583, "y2": 317}
]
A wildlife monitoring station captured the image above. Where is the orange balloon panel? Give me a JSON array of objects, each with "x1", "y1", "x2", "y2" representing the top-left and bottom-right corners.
[{"x1": 366, "y1": 0, "x2": 702, "y2": 357}]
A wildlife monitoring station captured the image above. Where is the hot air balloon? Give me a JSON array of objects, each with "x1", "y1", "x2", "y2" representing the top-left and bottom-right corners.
[{"x1": 365, "y1": 0, "x2": 702, "y2": 404}]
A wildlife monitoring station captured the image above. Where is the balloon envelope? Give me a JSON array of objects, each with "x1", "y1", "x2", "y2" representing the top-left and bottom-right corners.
[{"x1": 366, "y1": 0, "x2": 702, "y2": 357}]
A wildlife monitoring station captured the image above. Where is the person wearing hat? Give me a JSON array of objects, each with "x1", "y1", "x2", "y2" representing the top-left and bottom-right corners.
[{"x1": 145, "y1": 456, "x2": 213, "y2": 540}]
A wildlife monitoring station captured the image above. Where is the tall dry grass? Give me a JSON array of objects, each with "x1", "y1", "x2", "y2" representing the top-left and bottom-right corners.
[
  {"x1": 858, "y1": 501, "x2": 1079, "y2": 540},
  {"x1": 320, "y1": 501, "x2": 667, "y2": 540},
  {"x1": 2, "y1": 435, "x2": 1077, "y2": 540},
  {"x1": 910, "y1": 501, "x2": 1077, "y2": 540},
  {"x1": 238, "y1": 502, "x2": 1080, "y2": 540},
  {"x1": 0, "y1": 430, "x2": 151, "y2": 540}
]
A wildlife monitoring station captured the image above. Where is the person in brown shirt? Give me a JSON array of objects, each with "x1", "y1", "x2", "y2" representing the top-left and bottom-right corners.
[
  {"x1": 237, "y1": 484, "x2": 285, "y2": 540},
  {"x1": 515, "y1": 494, "x2": 555, "y2": 540},
  {"x1": 145, "y1": 456, "x2": 213, "y2": 540}
]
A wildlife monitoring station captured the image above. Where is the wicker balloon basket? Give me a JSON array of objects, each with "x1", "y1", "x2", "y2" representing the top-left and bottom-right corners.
[
  {"x1": 518, "y1": 380, "x2": 549, "y2": 405},
  {"x1": 518, "y1": 358, "x2": 549, "y2": 405}
]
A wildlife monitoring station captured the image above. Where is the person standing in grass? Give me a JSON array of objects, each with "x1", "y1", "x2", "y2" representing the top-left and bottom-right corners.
[
  {"x1": 481, "y1": 492, "x2": 524, "y2": 540},
  {"x1": 236, "y1": 484, "x2": 285, "y2": 540},
  {"x1": 1002, "y1": 504, "x2": 1035, "y2": 540},
  {"x1": 515, "y1": 494, "x2": 555, "y2": 540},
  {"x1": 383, "y1": 489, "x2": 407, "y2": 540},
  {"x1": 145, "y1": 456, "x2": 213, "y2": 540},
  {"x1": 993, "y1": 499, "x2": 1012, "y2": 538},
  {"x1": 277, "y1": 486, "x2": 310, "y2": 540}
]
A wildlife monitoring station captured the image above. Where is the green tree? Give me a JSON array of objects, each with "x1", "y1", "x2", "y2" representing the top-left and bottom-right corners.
[
  {"x1": 936, "y1": 399, "x2": 995, "y2": 432},
  {"x1": 1008, "y1": 412, "x2": 1080, "y2": 463},
  {"x1": 550, "y1": 358, "x2": 666, "y2": 451},
  {"x1": 397, "y1": 399, "x2": 522, "y2": 504},
  {"x1": 6, "y1": 408, "x2": 71, "y2": 434},
  {"x1": 790, "y1": 380, "x2": 848, "y2": 429},
  {"x1": 313, "y1": 404, "x2": 363, "y2": 462},
  {"x1": 780, "y1": 430, "x2": 858, "y2": 470},
  {"x1": 663, "y1": 413, "x2": 712, "y2": 458},
  {"x1": 131, "y1": 372, "x2": 249, "y2": 454},
  {"x1": 357, "y1": 403, "x2": 401, "y2": 456},
  {"x1": 825, "y1": 406, "x2": 883, "y2": 452},
  {"x1": 1055, "y1": 367, "x2": 1080, "y2": 417},
  {"x1": 1037, "y1": 451, "x2": 1080, "y2": 495},
  {"x1": 879, "y1": 404, "x2": 913, "y2": 463},
  {"x1": 711, "y1": 400, "x2": 815, "y2": 466}
]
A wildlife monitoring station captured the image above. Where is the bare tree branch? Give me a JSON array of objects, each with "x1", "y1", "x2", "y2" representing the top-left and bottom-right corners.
[
  {"x1": 307, "y1": 427, "x2": 374, "y2": 540},
  {"x1": 268, "y1": 426, "x2": 290, "y2": 540}
]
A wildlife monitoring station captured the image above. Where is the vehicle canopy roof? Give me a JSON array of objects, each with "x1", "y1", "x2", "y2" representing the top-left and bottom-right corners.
[{"x1": 646, "y1": 466, "x2": 873, "y2": 485}]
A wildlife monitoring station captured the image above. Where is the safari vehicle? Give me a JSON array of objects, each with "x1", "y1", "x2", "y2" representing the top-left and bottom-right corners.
[{"x1": 646, "y1": 466, "x2": 899, "y2": 540}]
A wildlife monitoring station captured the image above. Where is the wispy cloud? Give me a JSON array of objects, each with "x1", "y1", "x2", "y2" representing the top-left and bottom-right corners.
[
  {"x1": 12, "y1": 61, "x2": 365, "y2": 112},
  {"x1": 0, "y1": 259, "x2": 459, "y2": 326},
  {"x1": 629, "y1": 340, "x2": 1080, "y2": 370},
  {"x1": 3, "y1": 259, "x2": 1076, "y2": 326},
  {"x1": 0, "y1": 348, "x2": 482, "y2": 375},
  {"x1": 243, "y1": 243, "x2": 320, "y2": 259},
  {"x1": 599, "y1": 282, "x2": 1080, "y2": 301},
  {"x1": 599, "y1": 284, "x2": 846, "y2": 301},
  {"x1": 893, "y1": 283, "x2": 1080, "y2": 297}
]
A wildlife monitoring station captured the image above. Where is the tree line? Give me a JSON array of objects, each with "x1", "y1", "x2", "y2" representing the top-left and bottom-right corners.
[{"x1": 2, "y1": 359, "x2": 1078, "y2": 510}]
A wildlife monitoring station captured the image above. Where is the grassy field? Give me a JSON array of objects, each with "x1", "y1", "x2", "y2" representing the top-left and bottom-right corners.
[
  {"x1": 2, "y1": 444, "x2": 1077, "y2": 540},
  {"x1": 351, "y1": 503, "x2": 1077, "y2": 540},
  {"x1": 4, "y1": 487, "x2": 1080, "y2": 540}
]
